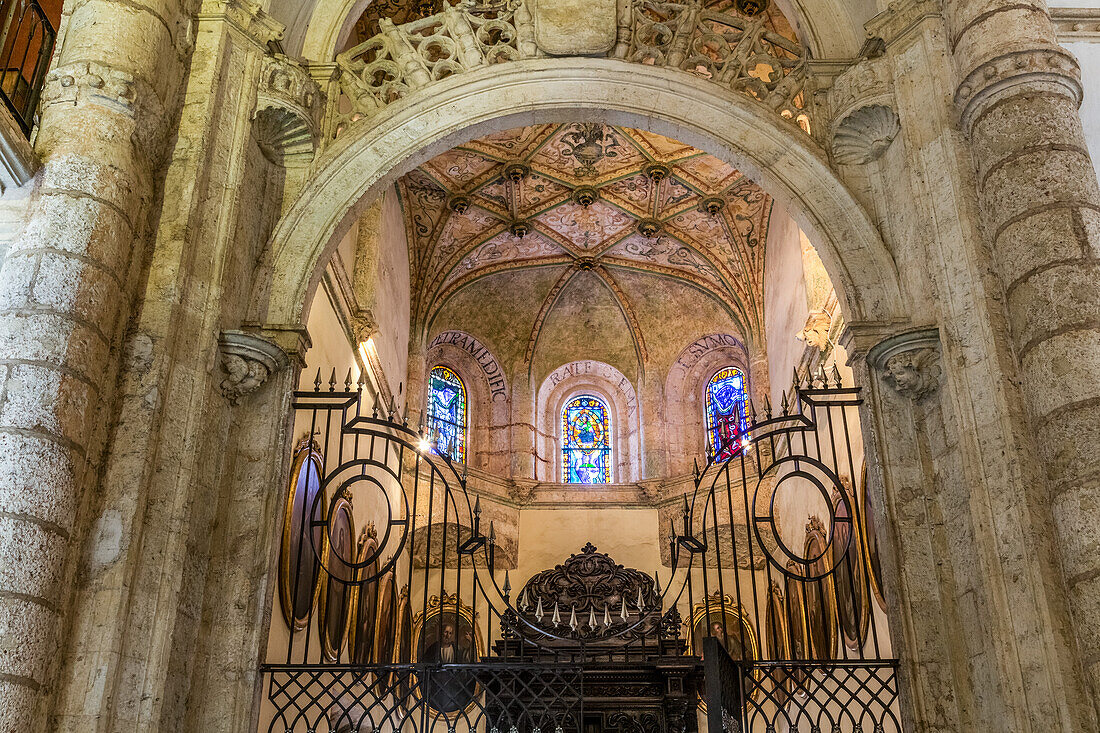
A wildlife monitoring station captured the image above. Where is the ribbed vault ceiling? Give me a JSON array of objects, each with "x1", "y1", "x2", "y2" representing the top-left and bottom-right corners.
[{"x1": 399, "y1": 124, "x2": 774, "y2": 378}]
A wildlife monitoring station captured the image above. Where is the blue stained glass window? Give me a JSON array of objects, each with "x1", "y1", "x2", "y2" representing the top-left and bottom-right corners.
[
  {"x1": 706, "y1": 367, "x2": 749, "y2": 461},
  {"x1": 562, "y1": 395, "x2": 611, "y2": 484},
  {"x1": 427, "y1": 366, "x2": 467, "y2": 464}
]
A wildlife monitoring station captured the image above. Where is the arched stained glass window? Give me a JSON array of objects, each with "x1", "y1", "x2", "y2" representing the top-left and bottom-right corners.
[
  {"x1": 427, "y1": 366, "x2": 467, "y2": 464},
  {"x1": 706, "y1": 366, "x2": 748, "y2": 461},
  {"x1": 562, "y1": 395, "x2": 612, "y2": 484}
]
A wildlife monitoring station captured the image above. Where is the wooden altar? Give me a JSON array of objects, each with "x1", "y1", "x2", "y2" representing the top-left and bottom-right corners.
[{"x1": 488, "y1": 545, "x2": 705, "y2": 733}]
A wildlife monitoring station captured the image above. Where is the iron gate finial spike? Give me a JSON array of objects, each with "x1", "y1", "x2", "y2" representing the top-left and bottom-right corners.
[
  {"x1": 344, "y1": 368, "x2": 353, "y2": 391},
  {"x1": 552, "y1": 601, "x2": 561, "y2": 627},
  {"x1": 654, "y1": 571, "x2": 661, "y2": 594},
  {"x1": 763, "y1": 394, "x2": 772, "y2": 418},
  {"x1": 832, "y1": 362, "x2": 843, "y2": 387},
  {"x1": 314, "y1": 367, "x2": 322, "y2": 390},
  {"x1": 503, "y1": 570, "x2": 511, "y2": 599},
  {"x1": 328, "y1": 368, "x2": 337, "y2": 392},
  {"x1": 780, "y1": 390, "x2": 789, "y2": 415}
]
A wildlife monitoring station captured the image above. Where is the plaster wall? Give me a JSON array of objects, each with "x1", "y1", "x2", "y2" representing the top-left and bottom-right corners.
[
  {"x1": 1056, "y1": 36, "x2": 1100, "y2": 180},
  {"x1": 298, "y1": 280, "x2": 359, "y2": 390},
  {"x1": 375, "y1": 190, "x2": 411, "y2": 395},
  {"x1": 763, "y1": 203, "x2": 809, "y2": 406},
  {"x1": 516, "y1": 508, "x2": 661, "y2": 581}
]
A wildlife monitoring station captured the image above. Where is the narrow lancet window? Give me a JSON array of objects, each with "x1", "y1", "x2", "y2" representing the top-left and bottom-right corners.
[
  {"x1": 427, "y1": 366, "x2": 467, "y2": 464},
  {"x1": 562, "y1": 395, "x2": 611, "y2": 484},
  {"x1": 706, "y1": 366, "x2": 748, "y2": 460}
]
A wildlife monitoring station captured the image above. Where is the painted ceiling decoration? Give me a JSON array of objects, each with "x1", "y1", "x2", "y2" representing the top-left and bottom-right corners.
[{"x1": 398, "y1": 123, "x2": 774, "y2": 366}]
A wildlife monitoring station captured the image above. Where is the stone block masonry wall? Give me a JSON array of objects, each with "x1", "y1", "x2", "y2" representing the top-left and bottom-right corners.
[
  {"x1": 947, "y1": 0, "x2": 1100, "y2": 710},
  {"x1": 0, "y1": 0, "x2": 194, "y2": 729}
]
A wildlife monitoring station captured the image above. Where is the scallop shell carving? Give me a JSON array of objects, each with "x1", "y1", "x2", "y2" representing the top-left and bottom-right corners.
[
  {"x1": 253, "y1": 105, "x2": 316, "y2": 165},
  {"x1": 831, "y1": 104, "x2": 900, "y2": 165}
]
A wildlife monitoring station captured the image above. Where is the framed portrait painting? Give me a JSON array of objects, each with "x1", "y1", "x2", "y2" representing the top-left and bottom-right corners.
[
  {"x1": 318, "y1": 493, "x2": 356, "y2": 662},
  {"x1": 278, "y1": 439, "x2": 326, "y2": 631},
  {"x1": 831, "y1": 487, "x2": 870, "y2": 651},
  {"x1": 411, "y1": 593, "x2": 483, "y2": 718},
  {"x1": 348, "y1": 527, "x2": 379, "y2": 664}
]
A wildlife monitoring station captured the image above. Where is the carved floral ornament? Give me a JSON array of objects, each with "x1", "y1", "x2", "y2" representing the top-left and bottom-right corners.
[
  {"x1": 218, "y1": 330, "x2": 291, "y2": 404},
  {"x1": 867, "y1": 328, "x2": 942, "y2": 401},
  {"x1": 331, "y1": 0, "x2": 810, "y2": 136}
]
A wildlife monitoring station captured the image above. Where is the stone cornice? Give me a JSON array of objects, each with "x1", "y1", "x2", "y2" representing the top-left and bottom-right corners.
[
  {"x1": 195, "y1": 0, "x2": 285, "y2": 48},
  {"x1": 864, "y1": 0, "x2": 942, "y2": 49},
  {"x1": 954, "y1": 46, "x2": 1083, "y2": 132},
  {"x1": 1050, "y1": 8, "x2": 1100, "y2": 43}
]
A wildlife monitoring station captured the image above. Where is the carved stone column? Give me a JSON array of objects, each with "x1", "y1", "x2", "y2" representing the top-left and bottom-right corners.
[
  {"x1": 0, "y1": 0, "x2": 189, "y2": 727},
  {"x1": 946, "y1": 0, "x2": 1100, "y2": 701}
]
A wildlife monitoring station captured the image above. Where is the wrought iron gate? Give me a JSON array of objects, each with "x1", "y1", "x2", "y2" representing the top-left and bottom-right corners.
[{"x1": 260, "y1": 369, "x2": 901, "y2": 732}]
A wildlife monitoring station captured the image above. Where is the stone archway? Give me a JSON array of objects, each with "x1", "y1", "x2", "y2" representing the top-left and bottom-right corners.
[
  {"x1": 255, "y1": 58, "x2": 906, "y2": 335},
  {"x1": 231, "y1": 55, "x2": 921, "y2": 733}
]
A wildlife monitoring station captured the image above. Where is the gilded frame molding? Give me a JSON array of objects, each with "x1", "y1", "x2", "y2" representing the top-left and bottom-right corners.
[
  {"x1": 410, "y1": 592, "x2": 485, "y2": 720},
  {"x1": 318, "y1": 493, "x2": 356, "y2": 662},
  {"x1": 278, "y1": 438, "x2": 326, "y2": 631}
]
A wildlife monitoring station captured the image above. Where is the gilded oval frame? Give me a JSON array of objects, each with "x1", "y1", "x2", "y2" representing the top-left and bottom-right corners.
[
  {"x1": 410, "y1": 593, "x2": 484, "y2": 720},
  {"x1": 831, "y1": 486, "x2": 871, "y2": 651},
  {"x1": 348, "y1": 527, "x2": 380, "y2": 664},
  {"x1": 278, "y1": 438, "x2": 326, "y2": 631},
  {"x1": 318, "y1": 493, "x2": 357, "y2": 662}
]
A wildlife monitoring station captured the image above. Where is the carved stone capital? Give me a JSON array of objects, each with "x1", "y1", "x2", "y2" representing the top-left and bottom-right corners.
[
  {"x1": 867, "y1": 328, "x2": 942, "y2": 401},
  {"x1": 41, "y1": 61, "x2": 166, "y2": 150},
  {"x1": 508, "y1": 478, "x2": 537, "y2": 505},
  {"x1": 823, "y1": 56, "x2": 894, "y2": 129},
  {"x1": 351, "y1": 309, "x2": 379, "y2": 343},
  {"x1": 254, "y1": 54, "x2": 324, "y2": 166},
  {"x1": 219, "y1": 330, "x2": 292, "y2": 404},
  {"x1": 954, "y1": 46, "x2": 1082, "y2": 132}
]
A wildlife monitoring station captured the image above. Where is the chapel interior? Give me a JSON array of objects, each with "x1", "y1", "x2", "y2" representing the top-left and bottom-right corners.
[{"x1": 1, "y1": 0, "x2": 1100, "y2": 731}]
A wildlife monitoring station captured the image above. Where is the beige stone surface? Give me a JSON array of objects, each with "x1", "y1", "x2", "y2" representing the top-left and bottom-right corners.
[
  {"x1": 532, "y1": 0, "x2": 616, "y2": 55},
  {"x1": 0, "y1": 0, "x2": 1097, "y2": 730}
]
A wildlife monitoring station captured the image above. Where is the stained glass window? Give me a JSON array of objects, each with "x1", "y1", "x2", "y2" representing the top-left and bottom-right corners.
[
  {"x1": 706, "y1": 366, "x2": 748, "y2": 461},
  {"x1": 427, "y1": 366, "x2": 467, "y2": 464},
  {"x1": 562, "y1": 395, "x2": 611, "y2": 484}
]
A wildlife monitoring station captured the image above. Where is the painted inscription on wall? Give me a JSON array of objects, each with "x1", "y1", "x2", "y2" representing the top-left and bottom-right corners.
[
  {"x1": 429, "y1": 331, "x2": 508, "y2": 401},
  {"x1": 546, "y1": 360, "x2": 637, "y2": 417},
  {"x1": 676, "y1": 334, "x2": 746, "y2": 370}
]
